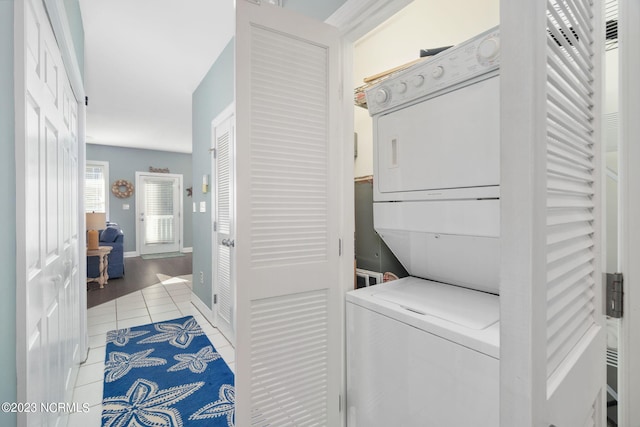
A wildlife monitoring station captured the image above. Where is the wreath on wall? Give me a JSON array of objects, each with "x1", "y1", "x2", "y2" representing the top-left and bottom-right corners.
[{"x1": 111, "y1": 179, "x2": 134, "y2": 199}]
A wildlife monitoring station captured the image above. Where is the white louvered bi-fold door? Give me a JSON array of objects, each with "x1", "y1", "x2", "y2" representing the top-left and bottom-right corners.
[
  {"x1": 502, "y1": 0, "x2": 605, "y2": 425},
  {"x1": 213, "y1": 112, "x2": 235, "y2": 344},
  {"x1": 235, "y1": 2, "x2": 342, "y2": 426},
  {"x1": 546, "y1": 0, "x2": 605, "y2": 426},
  {"x1": 545, "y1": 0, "x2": 605, "y2": 425}
]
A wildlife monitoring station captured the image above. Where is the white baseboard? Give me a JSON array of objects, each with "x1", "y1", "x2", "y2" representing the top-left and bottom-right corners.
[
  {"x1": 182, "y1": 247, "x2": 193, "y2": 253},
  {"x1": 124, "y1": 251, "x2": 139, "y2": 258},
  {"x1": 191, "y1": 292, "x2": 214, "y2": 326}
]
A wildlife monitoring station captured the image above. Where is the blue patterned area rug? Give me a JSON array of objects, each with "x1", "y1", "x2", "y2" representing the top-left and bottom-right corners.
[{"x1": 101, "y1": 316, "x2": 235, "y2": 427}]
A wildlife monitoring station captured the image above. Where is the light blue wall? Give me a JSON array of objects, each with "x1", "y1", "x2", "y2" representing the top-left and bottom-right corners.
[
  {"x1": 63, "y1": 0, "x2": 85, "y2": 80},
  {"x1": 282, "y1": 0, "x2": 346, "y2": 20},
  {"x1": 191, "y1": 39, "x2": 234, "y2": 308},
  {"x1": 0, "y1": 1, "x2": 17, "y2": 425},
  {"x1": 86, "y1": 144, "x2": 193, "y2": 252}
]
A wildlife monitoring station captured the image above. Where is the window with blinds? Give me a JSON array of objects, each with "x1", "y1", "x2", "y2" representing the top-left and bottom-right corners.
[
  {"x1": 144, "y1": 179, "x2": 175, "y2": 244},
  {"x1": 85, "y1": 161, "x2": 108, "y2": 213}
]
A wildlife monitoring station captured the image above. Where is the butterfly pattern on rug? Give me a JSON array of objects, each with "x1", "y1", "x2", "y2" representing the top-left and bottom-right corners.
[{"x1": 102, "y1": 316, "x2": 235, "y2": 427}]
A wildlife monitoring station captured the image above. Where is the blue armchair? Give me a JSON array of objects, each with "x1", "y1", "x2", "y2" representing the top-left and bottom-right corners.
[{"x1": 87, "y1": 226, "x2": 124, "y2": 279}]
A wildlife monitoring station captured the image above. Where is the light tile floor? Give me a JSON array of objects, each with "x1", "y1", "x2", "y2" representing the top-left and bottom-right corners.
[{"x1": 68, "y1": 274, "x2": 234, "y2": 427}]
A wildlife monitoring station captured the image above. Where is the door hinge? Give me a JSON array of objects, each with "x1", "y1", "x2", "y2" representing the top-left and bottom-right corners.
[
  {"x1": 214, "y1": 294, "x2": 218, "y2": 304},
  {"x1": 339, "y1": 394, "x2": 342, "y2": 412},
  {"x1": 606, "y1": 272, "x2": 623, "y2": 318},
  {"x1": 210, "y1": 148, "x2": 217, "y2": 158},
  {"x1": 338, "y1": 238, "x2": 343, "y2": 256},
  {"x1": 213, "y1": 221, "x2": 217, "y2": 232}
]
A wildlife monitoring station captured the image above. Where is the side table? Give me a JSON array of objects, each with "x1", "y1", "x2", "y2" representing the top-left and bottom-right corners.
[{"x1": 87, "y1": 246, "x2": 112, "y2": 288}]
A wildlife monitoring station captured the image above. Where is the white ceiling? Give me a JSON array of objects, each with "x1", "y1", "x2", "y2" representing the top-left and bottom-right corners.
[{"x1": 79, "y1": 0, "x2": 234, "y2": 154}]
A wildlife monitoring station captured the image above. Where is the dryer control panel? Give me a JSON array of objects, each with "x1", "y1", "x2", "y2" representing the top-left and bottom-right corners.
[{"x1": 365, "y1": 26, "x2": 500, "y2": 116}]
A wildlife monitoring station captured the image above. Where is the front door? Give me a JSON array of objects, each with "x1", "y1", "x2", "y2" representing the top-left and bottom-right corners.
[
  {"x1": 234, "y1": 2, "x2": 343, "y2": 425},
  {"x1": 136, "y1": 172, "x2": 183, "y2": 256},
  {"x1": 15, "y1": 0, "x2": 82, "y2": 425}
]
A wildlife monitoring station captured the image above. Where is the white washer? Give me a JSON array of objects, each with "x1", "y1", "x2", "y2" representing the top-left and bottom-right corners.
[{"x1": 346, "y1": 277, "x2": 499, "y2": 427}]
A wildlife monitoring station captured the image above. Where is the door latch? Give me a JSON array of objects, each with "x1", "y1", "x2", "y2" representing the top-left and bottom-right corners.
[{"x1": 606, "y1": 272, "x2": 623, "y2": 318}]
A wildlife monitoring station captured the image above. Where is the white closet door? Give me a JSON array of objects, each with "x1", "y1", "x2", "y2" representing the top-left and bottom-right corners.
[
  {"x1": 501, "y1": 0, "x2": 605, "y2": 425},
  {"x1": 212, "y1": 110, "x2": 235, "y2": 343},
  {"x1": 15, "y1": 0, "x2": 81, "y2": 425},
  {"x1": 234, "y1": 1, "x2": 342, "y2": 425}
]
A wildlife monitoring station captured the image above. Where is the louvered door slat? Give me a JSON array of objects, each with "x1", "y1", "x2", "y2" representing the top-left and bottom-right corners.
[
  {"x1": 547, "y1": 54, "x2": 592, "y2": 105},
  {"x1": 548, "y1": 263, "x2": 594, "y2": 302},
  {"x1": 548, "y1": 277, "x2": 594, "y2": 320},
  {"x1": 548, "y1": 81, "x2": 594, "y2": 123},
  {"x1": 548, "y1": 121, "x2": 593, "y2": 154},
  {"x1": 547, "y1": 208, "x2": 594, "y2": 226},
  {"x1": 547, "y1": 234, "x2": 594, "y2": 264},
  {"x1": 548, "y1": 101, "x2": 592, "y2": 136},
  {"x1": 548, "y1": 157, "x2": 593, "y2": 182}
]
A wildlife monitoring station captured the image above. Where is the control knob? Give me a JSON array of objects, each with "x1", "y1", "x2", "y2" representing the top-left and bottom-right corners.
[
  {"x1": 375, "y1": 88, "x2": 390, "y2": 104},
  {"x1": 432, "y1": 66, "x2": 444, "y2": 79},
  {"x1": 477, "y1": 36, "x2": 500, "y2": 62},
  {"x1": 411, "y1": 74, "x2": 425, "y2": 87},
  {"x1": 395, "y1": 82, "x2": 408, "y2": 94}
]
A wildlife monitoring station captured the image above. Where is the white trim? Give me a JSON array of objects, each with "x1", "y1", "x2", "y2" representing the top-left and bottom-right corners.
[
  {"x1": 124, "y1": 251, "x2": 139, "y2": 258},
  {"x1": 181, "y1": 247, "x2": 193, "y2": 253},
  {"x1": 190, "y1": 292, "x2": 214, "y2": 325},
  {"x1": 325, "y1": 0, "x2": 413, "y2": 41},
  {"x1": 618, "y1": 0, "x2": 640, "y2": 424},
  {"x1": 211, "y1": 103, "x2": 235, "y2": 129}
]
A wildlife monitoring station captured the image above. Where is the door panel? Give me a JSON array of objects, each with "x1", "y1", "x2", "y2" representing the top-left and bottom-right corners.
[
  {"x1": 235, "y1": 2, "x2": 342, "y2": 425},
  {"x1": 544, "y1": 0, "x2": 604, "y2": 424},
  {"x1": 500, "y1": 0, "x2": 605, "y2": 425},
  {"x1": 16, "y1": 0, "x2": 82, "y2": 424},
  {"x1": 213, "y1": 110, "x2": 235, "y2": 343}
]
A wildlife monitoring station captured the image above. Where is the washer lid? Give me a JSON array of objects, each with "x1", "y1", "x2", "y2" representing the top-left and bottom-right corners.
[{"x1": 371, "y1": 277, "x2": 499, "y2": 330}]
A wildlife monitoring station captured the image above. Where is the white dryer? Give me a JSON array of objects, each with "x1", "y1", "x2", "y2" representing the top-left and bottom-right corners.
[{"x1": 347, "y1": 26, "x2": 501, "y2": 426}]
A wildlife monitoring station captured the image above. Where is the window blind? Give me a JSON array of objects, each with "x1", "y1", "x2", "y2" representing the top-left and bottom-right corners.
[{"x1": 85, "y1": 162, "x2": 107, "y2": 213}]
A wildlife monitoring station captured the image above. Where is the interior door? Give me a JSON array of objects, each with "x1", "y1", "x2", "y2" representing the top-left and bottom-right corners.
[
  {"x1": 15, "y1": 0, "x2": 82, "y2": 425},
  {"x1": 501, "y1": 0, "x2": 606, "y2": 425},
  {"x1": 212, "y1": 108, "x2": 235, "y2": 343},
  {"x1": 136, "y1": 172, "x2": 182, "y2": 255},
  {"x1": 234, "y1": 1, "x2": 343, "y2": 425}
]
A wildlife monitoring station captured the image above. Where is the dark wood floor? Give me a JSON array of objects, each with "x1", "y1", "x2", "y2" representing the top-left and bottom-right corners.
[{"x1": 87, "y1": 253, "x2": 193, "y2": 308}]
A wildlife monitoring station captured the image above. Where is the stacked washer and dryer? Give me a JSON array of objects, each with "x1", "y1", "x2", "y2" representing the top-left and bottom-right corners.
[{"x1": 346, "y1": 27, "x2": 501, "y2": 426}]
